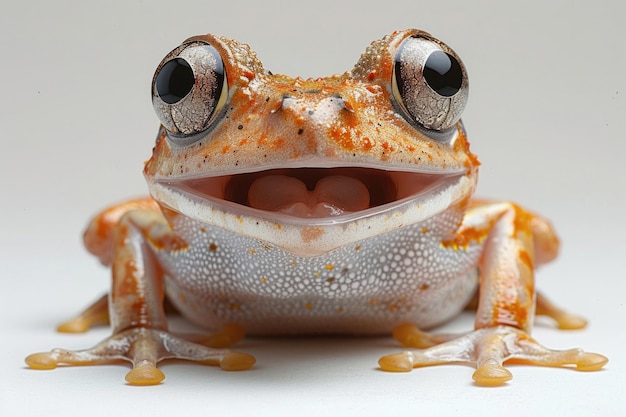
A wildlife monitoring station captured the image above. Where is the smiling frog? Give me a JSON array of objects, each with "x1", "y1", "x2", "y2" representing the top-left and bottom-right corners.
[{"x1": 26, "y1": 29, "x2": 607, "y2": 386}]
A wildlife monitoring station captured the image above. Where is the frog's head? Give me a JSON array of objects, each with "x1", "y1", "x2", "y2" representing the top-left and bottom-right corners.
[{"x1": 144, "y1": 29, "x2": 478, "y2": 256}]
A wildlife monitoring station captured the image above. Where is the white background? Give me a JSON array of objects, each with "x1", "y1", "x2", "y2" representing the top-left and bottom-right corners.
[{"x1": 2, "y1": 0, "x2": 625, "y2": 416}]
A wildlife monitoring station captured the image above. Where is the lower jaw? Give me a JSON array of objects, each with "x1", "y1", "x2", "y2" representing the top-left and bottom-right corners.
[{"x1": 150, "y1": 172, "x2": 472, "y2": 256}]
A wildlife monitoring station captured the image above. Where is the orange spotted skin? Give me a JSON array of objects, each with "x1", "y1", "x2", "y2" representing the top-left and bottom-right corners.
[
  {"x1": 144, "y1": 31, "x2": 474, "y2": 181},
  {"x1": 25, "y1": 29, "x2": 606, "y2": 386}
]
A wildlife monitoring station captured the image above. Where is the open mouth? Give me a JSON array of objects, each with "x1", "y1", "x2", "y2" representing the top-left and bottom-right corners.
[{"x1": 166, "y1": 167, "x2": 463, "y2": 219}]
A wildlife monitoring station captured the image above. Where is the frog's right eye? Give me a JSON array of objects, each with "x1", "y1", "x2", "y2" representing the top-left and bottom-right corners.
[{"x1": 152, "y1": 41, "x2": 228, "y2": 140}]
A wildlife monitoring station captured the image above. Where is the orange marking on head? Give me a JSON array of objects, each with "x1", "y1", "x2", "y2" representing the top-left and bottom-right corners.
[
  {"x1": 342, "y1": 97, "x2": 356, "y2": 112},
  {"x1": 455, "y1": 131, "x2": 480, "y2": 167},
  {"x1": 271, "y1": 137, "x2": 286, "y2": 150},
  {"x1": 361, "y1": 137, "x2": 373, "y2": 151},
  {"x1": 380, "y1": 60, "x2": 392, "y2": 78},
  {"x1": 466, "y1": 151, "x2": 481, "y2": 168},
  {"x1": 381, "y1": 141, "x2": 394, "y2": 152},
  {"x1": 329, "y1": 124, "x2": 355, "y2": 151}
]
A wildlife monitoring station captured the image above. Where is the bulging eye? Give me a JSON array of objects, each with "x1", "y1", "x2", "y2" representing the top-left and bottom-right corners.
[
  {"x1": 392, "y1": 35, "x2": 468, "y2": 132},
  {"x1": 152, "y1": 41, "x2": 228, "y2": 140},
  {"x1": 156, "y1": 58, "x2": 195, "y2": 104}
]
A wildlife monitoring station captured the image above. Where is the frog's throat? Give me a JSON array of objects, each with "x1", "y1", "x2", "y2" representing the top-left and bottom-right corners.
[{"x1": 149, "y1": 169, "x2": 474, "y2": 257}]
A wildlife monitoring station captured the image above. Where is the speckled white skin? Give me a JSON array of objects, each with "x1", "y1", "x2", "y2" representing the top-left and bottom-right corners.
[{"x1": 158, "y1": 202, "x2": 480, "y2": 335}]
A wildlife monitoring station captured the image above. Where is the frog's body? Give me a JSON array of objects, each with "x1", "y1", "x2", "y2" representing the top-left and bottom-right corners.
[
  {"x1": 26, "y1": 29, "x2": 607, "y2": 386},
  {"x1": 154, "y1": 207, "x2": 480, "y2": 335}
]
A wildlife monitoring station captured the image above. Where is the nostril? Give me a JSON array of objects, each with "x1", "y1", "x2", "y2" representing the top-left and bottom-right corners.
[
  {"x1": 268, "y1": 94, "x2": 292, "y2": 114},
  {"x1": 328, "y1": 93, "x2": 354, "y2": 113}
]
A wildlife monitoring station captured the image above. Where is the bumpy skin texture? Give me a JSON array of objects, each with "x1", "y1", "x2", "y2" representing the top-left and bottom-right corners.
[{"x1": 26, "y1": 29, "x2": 607, "y2": 386}]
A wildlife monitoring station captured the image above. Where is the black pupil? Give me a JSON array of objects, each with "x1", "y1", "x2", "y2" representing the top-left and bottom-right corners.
[
  {"x1": 423, "y1": 51, "x2": 463, "y2": 97},
  {"x1": 156, "y1": 58, "x2": 195, "y2": 104}
]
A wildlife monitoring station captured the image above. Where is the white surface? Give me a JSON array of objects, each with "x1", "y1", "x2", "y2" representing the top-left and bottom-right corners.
[{"x1": 1, "y1": 0, "x2": 625, "y2": 416}]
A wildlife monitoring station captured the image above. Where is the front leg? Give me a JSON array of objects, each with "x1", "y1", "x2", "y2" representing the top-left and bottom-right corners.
[
  {"x1": 26, "y1": 208, "x2": 254, "y2": 385},
  {"x1": 379, "y1": 201, "x2": 607, "y2": 386}
]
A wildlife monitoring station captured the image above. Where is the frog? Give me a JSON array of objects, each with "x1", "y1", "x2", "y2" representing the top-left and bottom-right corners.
[{"x1": 26, "y1": 29, "x2": 607, "y2": 386}]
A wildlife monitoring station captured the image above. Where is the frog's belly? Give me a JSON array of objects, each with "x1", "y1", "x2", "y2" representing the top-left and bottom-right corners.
[{"x1": 158, "y1": 214, "x2": 481, "y2": 335}]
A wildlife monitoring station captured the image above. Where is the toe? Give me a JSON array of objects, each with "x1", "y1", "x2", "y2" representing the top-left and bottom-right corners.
[
  {"x1": 200, "y1": 323, "x2": 247, "y2": 348},
  {"x1": 576, "y1": 353, "x2": 608, "y2": 371},
  {"x1": 378, "y1": 352, "x2": 414, "y2": 372},
  {"x1": 25, "y1": 352, "x2": 58, "y2": 370},
  {"x1": 125, "y1": 363, "x2": 165, "y2": 385},
  {"x1": 57, "y1": 318, "x2": 91, "y2": 333},
  {"x1": 472, "y1": 359, "x2": 512, "y2": 386},
  {"x1": 219, "y1": 352, "x2": 256, "y2": 371},
  {"x1": 393, "y1": 324, "x2": 436, "y2": 348}
]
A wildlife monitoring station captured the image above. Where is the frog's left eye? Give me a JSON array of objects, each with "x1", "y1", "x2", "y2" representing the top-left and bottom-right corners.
[
  {"x1": 392, "y1": 35, "x2": 468, "y2": 132},
  {"x1": 152, "y1": 41, "x2": 228, "y2": 139}
]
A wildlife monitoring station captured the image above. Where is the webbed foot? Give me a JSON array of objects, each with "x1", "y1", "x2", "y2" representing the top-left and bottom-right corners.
[
  {"x1": 379, "y1": 325, "x2": 607, "y2": 386},
  {"x1": 26, "y1": 327, "x2": 255, "y2": 385}
]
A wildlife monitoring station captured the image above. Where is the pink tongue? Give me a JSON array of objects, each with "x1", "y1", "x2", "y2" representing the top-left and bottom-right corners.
[{"x1": 248, "y1": 175, "x2": 370, "y2": 217}]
